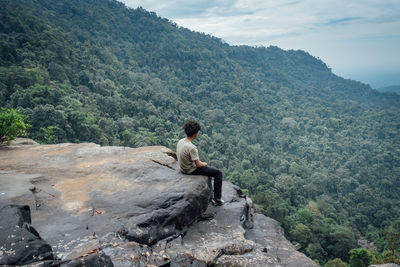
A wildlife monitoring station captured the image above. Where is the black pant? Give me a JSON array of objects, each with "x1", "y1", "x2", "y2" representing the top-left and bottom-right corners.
[{"x1": 191, "y1": 166, "x2": 223, "y2": 199}]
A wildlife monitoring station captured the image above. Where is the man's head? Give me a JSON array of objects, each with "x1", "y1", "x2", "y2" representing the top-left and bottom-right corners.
[{"x1": 183, "y1": 120, "x2": 201, "y2": 138}]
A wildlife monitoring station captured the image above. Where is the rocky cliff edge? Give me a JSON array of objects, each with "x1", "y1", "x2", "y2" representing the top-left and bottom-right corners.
[{"x1": 0, "y1": 138, "x2": 317, "y2": 266}]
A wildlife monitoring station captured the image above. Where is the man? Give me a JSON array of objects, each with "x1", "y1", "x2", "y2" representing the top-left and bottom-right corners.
[{"x1": 176, "y1": 120, "x2": 224, "y2": 206}]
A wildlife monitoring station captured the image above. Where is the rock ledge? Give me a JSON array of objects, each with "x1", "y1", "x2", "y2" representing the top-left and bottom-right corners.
[{"x1": 0, "y1": 139, "x2": 316, "y2": 266}]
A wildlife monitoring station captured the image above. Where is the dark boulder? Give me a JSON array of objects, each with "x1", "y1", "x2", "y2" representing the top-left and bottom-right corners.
[
  {"x1": 60, "y1": 252, "x2": 113, "y2": 267},
  {"x1": 0, "y1": 204, "x2": 53, "y2": 266}
]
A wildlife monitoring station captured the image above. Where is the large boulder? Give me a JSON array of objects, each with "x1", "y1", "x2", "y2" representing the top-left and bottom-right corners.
[
  {"x1": 60, "y1": 252, "x2": 114, "y2": 267},
  {"x1": 0, "y1": 204, "x2": 53, "y2": 266},
  {"x1": 0, "y1": 139, "x2": 210, "y2": 257},
  {"x1": 164, "y1": 182, "x2": 318, "y2": 267},
  {"x1": 1, "y1": 139, "x2": 316, "y2": 266}
]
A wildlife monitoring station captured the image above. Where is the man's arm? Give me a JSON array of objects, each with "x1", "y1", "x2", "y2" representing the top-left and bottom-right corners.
[{"x1": 194, "y1": 159, "x2": 207, "y2": 167}]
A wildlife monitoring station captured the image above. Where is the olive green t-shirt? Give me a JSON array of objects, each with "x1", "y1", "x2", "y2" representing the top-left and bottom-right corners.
[{"x1": 176, "y1": 138, "x2": 199, "y2": 174}]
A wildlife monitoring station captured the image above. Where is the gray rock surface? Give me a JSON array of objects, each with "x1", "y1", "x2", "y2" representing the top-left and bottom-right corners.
[
  {"x1": 60, "y1": 251, "x2": 114, "y2": 267},
  {"x1": 1, "y1": 139, "x2": 317, "y2": 266},
  {"x1": 165, "y1": 183, "x2": 318, "y2": 267},
  {"x1": 370, "y1": 264, "x2": 400, "y2": 267},
  {"x1": 0, "y1": 204, "x2": 54, "y2": 266}
]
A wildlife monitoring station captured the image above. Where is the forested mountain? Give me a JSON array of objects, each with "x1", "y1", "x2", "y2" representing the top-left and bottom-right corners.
[
  {"x1": 377, "y1": 85, "x2": 400, "y2": 95},
  {"x1": 1, "y1": 0, "x2": 399, "y2": 265}
]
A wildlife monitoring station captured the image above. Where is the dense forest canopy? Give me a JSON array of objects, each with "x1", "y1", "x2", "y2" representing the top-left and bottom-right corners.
[
  {"x1": 1, "y1": 0, "x2": 399, "y2": 264},
  {"x1": 377, "y1": 85, "x2": 400, "y2": 95}
]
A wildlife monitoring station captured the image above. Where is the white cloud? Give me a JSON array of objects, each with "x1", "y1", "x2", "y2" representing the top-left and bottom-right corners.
[{"x1": 119, "y1": 0, "x2": 400, "y2": 87}]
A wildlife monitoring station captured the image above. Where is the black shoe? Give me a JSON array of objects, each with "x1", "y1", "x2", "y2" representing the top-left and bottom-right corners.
[{"x1": 211, "y1": 198, "x2": 224, "y2": 206}]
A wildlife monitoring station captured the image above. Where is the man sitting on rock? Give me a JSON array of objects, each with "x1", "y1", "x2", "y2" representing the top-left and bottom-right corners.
[{"x1": 176, "y1": 120, "x2": 224, "y2": 206}]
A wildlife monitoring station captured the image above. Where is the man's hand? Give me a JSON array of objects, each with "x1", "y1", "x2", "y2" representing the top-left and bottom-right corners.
[{"x1": 195, "y1": 159, "x2": 207, "y2": 167}]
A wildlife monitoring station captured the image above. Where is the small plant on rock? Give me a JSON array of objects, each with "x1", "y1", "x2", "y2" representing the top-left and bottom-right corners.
[{"x1": 0, "y1": 107, "x2": 31, "y2": 143}]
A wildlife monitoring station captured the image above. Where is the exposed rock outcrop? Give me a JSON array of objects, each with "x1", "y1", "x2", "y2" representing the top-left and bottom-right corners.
[
  {"x1": 0, "y1": 139, "x2": 317, "y2": 266},
  {"x1": 0, "y1": 204, "x2": 53, "y2": 265},
  {"x1": 165, "y1": 183, "x2": 317, "y2": 267},
  {"x1": 370, "y1": 264, "x2": 400, "y2": 267}
]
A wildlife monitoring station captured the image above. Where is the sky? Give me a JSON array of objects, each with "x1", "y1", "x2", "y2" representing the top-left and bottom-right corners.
[{"x1": 119, "y1": 0, "x2": 400, "y2": 88}]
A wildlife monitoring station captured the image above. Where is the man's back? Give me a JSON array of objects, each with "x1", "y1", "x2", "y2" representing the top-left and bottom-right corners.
[{"x1": 176, "y1": 138, "x2": 199, "y2": 174}]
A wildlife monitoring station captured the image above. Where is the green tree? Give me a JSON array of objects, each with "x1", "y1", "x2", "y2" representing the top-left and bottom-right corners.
[
  {"x1": 297, "y1": 209, "x2": 313, "y2": 224},
  {"x1": 327, "y1": 226, "x2": 357, "y2": 261},
  {"x1": 384, "y1": 226, "x2": 400, "y2": 263},
  {"x1": 306, "y1": 243, "x2": 327, "y2": 263},
  {"x1": 39, "y1": 126, "x2": 60, "y2": 144},
  {"x1": 0, "y1": 107, "x2": 31, "y2": 143},
  {"x1": 349, "y1": 248, "x2": 372, "y2": 267},
  {"x1": 291, "y1": 223, "x2": 312, "y2": 246},
  {"x1": 382, "y1": 250, "x2": 400, "y2": 264},
  {"x1": 325, "y1": 258, "x2": 348, "y2": 267}
]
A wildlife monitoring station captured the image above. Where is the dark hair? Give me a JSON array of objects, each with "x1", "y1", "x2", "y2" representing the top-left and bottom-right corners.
[{"x1": 183, "y1": 120, "x2": 201, "y2": 137}]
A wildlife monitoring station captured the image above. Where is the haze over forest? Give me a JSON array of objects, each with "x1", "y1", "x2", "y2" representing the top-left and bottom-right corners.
[{"x1": 1, "y1": 0, "x2": 399, "y2": 265}]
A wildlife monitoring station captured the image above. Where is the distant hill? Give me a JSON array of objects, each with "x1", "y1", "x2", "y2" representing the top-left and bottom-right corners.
[
  {"x1": 377, "y1": 85, "x2": 400, "y2": 94},
  {"x1": 1, "y1": 0, "x2": 399, "y2": 264}
]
